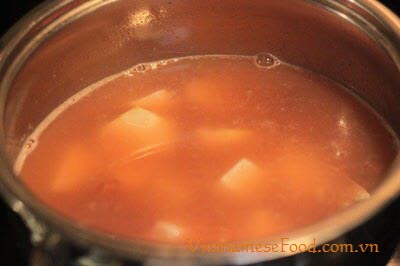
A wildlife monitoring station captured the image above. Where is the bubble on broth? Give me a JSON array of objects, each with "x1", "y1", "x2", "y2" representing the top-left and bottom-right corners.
[
  {"x1": 125, "y1": 60, "x2": 171, "y2": 76},
  {"x1": 15, "y1": 137, "x2": 38, "y2": 174},
  {"x1": 254, "y1": 52, "x2": 280, "y2": 69},
  {"x1": 24, "y1": 138, "x2": 35, "y2": 149},
  {"x1": 129, "y1": 64, "x2": 149, "y2": 74},
  {"x1": 125, "y1": 54, "x2": 282, "y2": 77}
]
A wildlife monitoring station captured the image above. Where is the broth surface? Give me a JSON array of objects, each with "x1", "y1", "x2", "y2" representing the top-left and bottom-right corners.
[{"x1": 16, "y1": 55, "x2": 398, "y2": 244}]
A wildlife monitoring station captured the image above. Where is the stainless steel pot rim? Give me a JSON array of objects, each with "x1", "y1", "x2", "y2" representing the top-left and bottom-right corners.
[{"x1": 0, "y1": 0, "x2": 399, "y2": 264}]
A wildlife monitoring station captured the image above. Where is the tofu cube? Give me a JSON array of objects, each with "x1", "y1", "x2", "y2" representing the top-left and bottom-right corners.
[
  {"x1": 52, "y1": 144, "x2": 94, "y2": 193},
  {"x1": 220, "y1": 158, "x2": 262, "y2": 194},
  {"x1": 133, "y1": 89, "x2": 172, "y2": 110}
]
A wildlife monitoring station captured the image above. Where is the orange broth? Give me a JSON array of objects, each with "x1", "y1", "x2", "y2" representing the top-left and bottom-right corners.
[{"x1": 15, "y1": 55, "x2": 398, "y2": 244}]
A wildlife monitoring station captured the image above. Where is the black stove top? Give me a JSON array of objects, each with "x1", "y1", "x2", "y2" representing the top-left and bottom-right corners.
[{"x1": 0, "y1": 1, "x2": 399, "y2": 265}]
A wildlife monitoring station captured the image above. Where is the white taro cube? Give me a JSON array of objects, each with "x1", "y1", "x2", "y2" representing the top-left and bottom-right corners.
[
  {"x1": 353, "y1": 185, "x2": 370, "y2": 201},
  {"x1": 102, "y1": 107, "x2": 173, "y2": 154},
  {"x1": 343, "y1": 179, "x2": 371, "y2": 206},
  {"x1": 52, "y1": 144, "x2": 94, "y2": 193},
  {"x1": 220, "y1": 158, "x2": 262, "y2": 194},
  {"x1": 277, "y1": 147, "x2": 371, "y2": 206},
  {"x1": 184, "y1": 76, "x2": 230, "y2": 110},
  {"x1": 117, "y1": 107, "x2": 162, "y2": 128},
  {"x1": 133, "y1": 89, "x2": 172, "y2": 110}
]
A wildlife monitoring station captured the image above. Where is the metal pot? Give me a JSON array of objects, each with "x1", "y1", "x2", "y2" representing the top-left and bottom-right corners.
[{"x1": 0, "y1": 0, "x2": 399, "y2": 265}]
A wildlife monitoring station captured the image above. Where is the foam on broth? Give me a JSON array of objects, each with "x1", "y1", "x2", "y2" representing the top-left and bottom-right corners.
[{"x1": 15, "y1": 54, "x2": 399, "y2": 244}]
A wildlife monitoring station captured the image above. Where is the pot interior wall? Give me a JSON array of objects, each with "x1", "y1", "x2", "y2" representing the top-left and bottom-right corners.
[{"x1": 3, "y1": 0, "x2": 400, "y2": 162}]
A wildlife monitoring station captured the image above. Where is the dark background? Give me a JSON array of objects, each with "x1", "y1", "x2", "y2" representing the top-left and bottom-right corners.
[{"x1": 0, "y1": 1, "x2": 399, "y2": 266}]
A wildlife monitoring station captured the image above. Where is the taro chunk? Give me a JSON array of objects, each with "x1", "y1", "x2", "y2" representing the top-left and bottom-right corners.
[
  {"x1": 342, "y1": 179, "x2": 370, "y2": 206},
  {"x1": 133, "y1": 89, "x2": 172, "y2": 110},
  {"x1": 277, "y1": 149, "x2": 371, "y2": 207},
  {"x1": 220, "y1": 158, "x2": 262, "y2": 194},
  {"x1": 52, "y1": 144, "x2": 94, "y2": 193},
  {"x1": 184, "y1": 76, "x2": 232, "y2": 110},
  {"x1": 101, "y1": 107, "x2": 173, "y2": 155},
  {"x1": 117, "y1": 107, "x2": 162, "y2": 128}
]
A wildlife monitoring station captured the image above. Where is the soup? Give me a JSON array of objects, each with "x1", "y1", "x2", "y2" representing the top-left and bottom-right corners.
[{"x1": 15, "y1": 54, "x2": 398, "y2": 244}]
